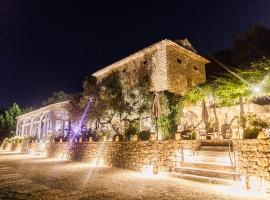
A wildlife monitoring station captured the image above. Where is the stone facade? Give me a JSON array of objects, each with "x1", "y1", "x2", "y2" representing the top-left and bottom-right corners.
[
  {"x1": 93, "y1": 39, "x2": 209, "y2": 95},
  {"x1": 233, "y1": 139, "x2": 270, "y2": 188},
  {"x1": 0, "y1": 142, "x2": 22, "y2": 152},
  {"x1": 26, "y1": 140, "x2": 201, "y2": 173},
  {"x1": 166, "y1": 43, "x2": 206, "y2": 95}
]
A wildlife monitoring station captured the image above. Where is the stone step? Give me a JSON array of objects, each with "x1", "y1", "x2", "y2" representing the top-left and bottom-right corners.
[
  {"x1": 181, "y1": 162, "x2": 236, "y2": 172},
  {"x1": 199, "y1": 146, "x2": 232, "y2": 151},
  {"x1": 200, "y1": 140, "x2": 231, "y2": 146},
  {"x1": 160, "y1": 172, "x2": 238, "y2": 185},
  {"x1": 184, "y1": 150, "x2": 234, "y2": 166},
  {"x1": 175, "y1": 167, "x2": 240, "y2": 180}
]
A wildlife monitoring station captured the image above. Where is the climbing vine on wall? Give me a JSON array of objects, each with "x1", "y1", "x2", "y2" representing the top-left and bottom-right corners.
[{"x1": 158, "y1": 91, "x2": 183, "y2": 139}]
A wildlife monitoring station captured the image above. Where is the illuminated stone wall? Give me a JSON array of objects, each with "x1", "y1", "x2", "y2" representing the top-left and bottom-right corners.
[
  {"x1": 93, "y1": 40, "x2": 209, "y2": 95},
  {"x1": 166, "y1": 45, "x2": 206, "y2": 95},
  {"x1": 36, "y1": 140, "x2": 201, "y2": 173},
  {"x1": 0, "y1": 142, "x2": 22, "y2": 152},
  {"x1": 233, "y1": 139, "x2": 270, "y2": 188}
]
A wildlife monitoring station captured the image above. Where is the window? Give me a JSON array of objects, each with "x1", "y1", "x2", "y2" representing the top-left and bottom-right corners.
[
  {"x1": 194, "y1": 66, "x2": 198, "y2": 71},
  {"x1": 177, "y1": 58, "x2": 182, "y2": 64}
]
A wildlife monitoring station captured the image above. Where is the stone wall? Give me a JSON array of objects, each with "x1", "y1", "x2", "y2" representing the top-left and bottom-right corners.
[
  {"x1": 32, "y1": 140, "x2": 201, "y2": 173},
  {"x1": 94, "y1": 40, "x2": 208, "y2": 95},
  {"x1": 233, "y1": 139, "x2": 270, "y2": 188},
  {"x1": 166, "y1": 45, "x2": 206, "y2": 95},
  {"x1": 0, "y1": 142, "x2": 22, "y2": 152}
]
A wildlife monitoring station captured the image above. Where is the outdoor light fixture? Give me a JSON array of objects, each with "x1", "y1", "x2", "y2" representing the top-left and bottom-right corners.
[
  {"x1": 57, "y1": 153, "x2": 68, "y2": 160},
  {"x1": 141, "y1": 165, "x2": 154, "y2": 177},
  {"x1": 252, "y1": 86, "x2": 262, "y2": 94}
]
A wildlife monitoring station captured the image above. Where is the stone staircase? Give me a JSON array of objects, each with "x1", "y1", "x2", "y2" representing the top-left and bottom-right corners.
[{"x1": 162, "y1": 140, "x2": 241, "y2": 184}]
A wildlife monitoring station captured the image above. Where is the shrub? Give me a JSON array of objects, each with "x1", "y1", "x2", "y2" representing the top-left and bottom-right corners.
[
  {"x1": 138, "y1": 131, "x2": 151, "y2": 141},
  {"x1": 112, "y1": 134, "x2": 124, "y2": 142},
  {"x1": 124, "y1": 125, "x2": 138, "y2": 141},
  {"x1": 3, "y1": 138, "x2": 9, "y2": 143},
  {"x1": 243, "y1": 114, "x2": 269, "y2": 139},
  {"x1": 244, "y1": 126, "x2": 261, "y2": 139}
]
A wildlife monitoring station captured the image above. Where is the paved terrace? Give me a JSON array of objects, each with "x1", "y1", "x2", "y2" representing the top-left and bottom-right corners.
[{"x1": 0, "y1": 151, "x2": 268, "y2": 200}]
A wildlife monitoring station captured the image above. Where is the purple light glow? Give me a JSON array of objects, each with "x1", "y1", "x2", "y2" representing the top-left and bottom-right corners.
[{"x1": 69, "y1": 96, "x2": 92, "y2": 147}]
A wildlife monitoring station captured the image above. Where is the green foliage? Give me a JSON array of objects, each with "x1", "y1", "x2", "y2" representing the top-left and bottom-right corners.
[
  {"x1": 0, "y1": 114, "x2": 6, "y2": 129},
  {"x1": 0, "y1": 103, "x2": 22, "y2": 135},
  {"x1": 112, "y1": 134, "x2": 124, "y2": 142},
  {"x1": 81, "y1": 68, "x2": 152, "y2": 136},
  {"x1": 213, "y1": 24, "x2": 270, "y2": 68},
  {"x1": 124, "y1": 123, "x2": 139, "y2": 141},
  {"x1": 3, "y1": 135, "x2": 29, "y2": 143},
  {"x1": 244, "y1": 127, "x2": 261, "y2": 139},
  {"x1": 183, "y1": 84, "x2": 211, "y2": 106},
  {"x1": 42, "y1": 91, "x2": 70, "y2": 106},
  {"x1": 183, "y1": 59, "x2": 270, "y2": 107},
  {"x1": 158, "y1": 91, "x2": 183, "y2": 140},
  {"x1": 138, "y1": 131, "x2": 151, "y2": 141},
  {"x1": 243, "y1": 114, "x2": 269, "y2": 139},
  {"x1": 22, "y1": 106, "x2": 36, "y2": 114}
]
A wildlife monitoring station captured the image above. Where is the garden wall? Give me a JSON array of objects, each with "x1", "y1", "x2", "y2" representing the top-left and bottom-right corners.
[
  {"x1": 30, "y1": 140, "x2": 201, "y2": 173},
  {"x1": 233, "y1": 139, "x2": 270, "y2": 188},
  {"x1": 0, "y1": 142, "x2": 22, "y2": 152}
]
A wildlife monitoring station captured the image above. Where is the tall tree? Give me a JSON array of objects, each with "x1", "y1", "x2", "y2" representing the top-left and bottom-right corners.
[
  {"x1": 42, "y1": 91, "x2": 70, "y2": 106},
  {"x1": 79, "y1": 68, "x2": 152, "y2": 136},
  {"x1": 207, "y1": 24, "x2": 270, "y2": 78},
  {"x1": 0, "y1": 103, "x2": 22, "y2": 136}
]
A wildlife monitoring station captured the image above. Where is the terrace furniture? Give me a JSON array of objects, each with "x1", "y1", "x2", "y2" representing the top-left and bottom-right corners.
[{"x1": 198, "y1": 129, "x2": 214, "y2": 140}]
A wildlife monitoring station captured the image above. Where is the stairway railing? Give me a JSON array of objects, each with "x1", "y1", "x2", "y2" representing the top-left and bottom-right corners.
[{"x1": 227, "y1": 116, "x2": 238, "y2": 166}]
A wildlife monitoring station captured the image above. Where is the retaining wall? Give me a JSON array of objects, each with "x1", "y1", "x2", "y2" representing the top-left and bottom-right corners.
[
  {"x1": 233, "y1": 139, "x2": 270, "y2": 188},
  {"x1": 30, "y1": 140, "x2": 201, "y2": 173}
]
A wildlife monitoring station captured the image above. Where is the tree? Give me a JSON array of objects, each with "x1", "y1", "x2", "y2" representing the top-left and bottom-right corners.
[
  {"x1": 22, "y1": 106, "x2": 36, "y2": 114},
  {"x1": 207, "y1": 24, "x2": 270, "y2": 78},
  {"x1": 80, "y1": 67, "x2": 152, "y2": 137},
  {"x1": 42, "y1": 91, "x2": 70, "y2": 106},
  {"x1": 184, "y1": 59, "x2": 270, "y2": 107},
  {"x1": 0, "y1": 103, "x2": 22, "y2": 136},
  {"x1": 0, "y1": 114, "x2": 6, "y2": 129}
]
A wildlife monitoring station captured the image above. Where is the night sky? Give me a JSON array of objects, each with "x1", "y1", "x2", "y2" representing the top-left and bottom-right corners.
[{"x1": 0, "y1": 0, "x2": 270, "y2": 110}]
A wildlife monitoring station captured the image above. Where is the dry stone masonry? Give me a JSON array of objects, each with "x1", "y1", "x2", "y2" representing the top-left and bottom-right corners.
[
  {"x1": 93, "y1": 39, "x2": 209, "y2": 95},
  {"x1": 233, "y1": 139, "x2": 270, "y2": 188},
  {"x1": 28, "y1": 140, "x2": 201, "y2": 173}
]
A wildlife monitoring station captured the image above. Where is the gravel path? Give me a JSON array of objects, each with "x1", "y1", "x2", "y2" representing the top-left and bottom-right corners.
[{"x1": 0, "y1": 151, "x2": 268, "y2": 200}]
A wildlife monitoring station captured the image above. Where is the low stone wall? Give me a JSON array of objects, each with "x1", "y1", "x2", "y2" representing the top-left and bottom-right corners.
[
  {"x1": 32, "y1": 140, "x2": 201, "y2": 173},
  {"x1": 233, "y1": 139, "x2": 270, "y2": 188},
  {"x1": 0, "y1": 142, "x2": 22, "y2": 152}
]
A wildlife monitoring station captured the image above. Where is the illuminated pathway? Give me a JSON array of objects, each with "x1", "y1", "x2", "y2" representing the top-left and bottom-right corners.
[{"x1": 0, "y1": 151, "x2": 268, "y2": 200}]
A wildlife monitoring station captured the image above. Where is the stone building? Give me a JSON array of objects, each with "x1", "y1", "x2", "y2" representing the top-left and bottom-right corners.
[
  {"x1": 16, "y1": 39, "x2": 209, "y2": 139},
  {"x1": 93, "y1": 39, "x2": 209, "y2": 95}
]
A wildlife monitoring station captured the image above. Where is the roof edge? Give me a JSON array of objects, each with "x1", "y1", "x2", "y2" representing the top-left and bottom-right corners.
[
  {"x1": 92, "y1": 39, "x2": 209, "y2": 77},
  {"x1": 16, "y1": 101, "x2": 70, "y2": 120}
]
